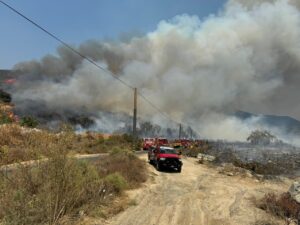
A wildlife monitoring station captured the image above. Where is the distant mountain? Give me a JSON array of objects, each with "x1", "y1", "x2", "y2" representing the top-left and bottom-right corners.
[
  {"x1": 0, "y1": 70, "x2": 20, "y2": 88},
  {"x1": 235, "y1": 111, "x2": 300, "y2": 135},
  {"x1": 0, "y1": 69, "x2": 12, "y2": 79}
]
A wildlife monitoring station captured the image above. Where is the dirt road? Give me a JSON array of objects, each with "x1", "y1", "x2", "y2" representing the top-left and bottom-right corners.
[{"x1": 106, "y1": 154, "x2": 291, "y2": 225}]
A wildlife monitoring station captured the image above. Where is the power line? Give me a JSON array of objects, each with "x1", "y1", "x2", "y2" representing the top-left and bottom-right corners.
[
  {"x1": 138, "y1": 92, "x2": 177, "y2": 123},
  {"x1": 138, "y1": 92, "x2": 202, "y2": 137},
  {"x1": 0, "y1": 0, "x2": 201, "y2": 137},
  {"x1": 0, "y1": 0, "x2": 177, "y2": 123},
  {"x1": 0, "y1": 0, "x2": 134, "y2": 90}
]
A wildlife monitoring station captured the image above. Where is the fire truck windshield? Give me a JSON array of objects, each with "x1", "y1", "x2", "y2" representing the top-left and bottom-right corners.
[{"x1": 160, "y1": 148, "x2": 176, "y2": 154}]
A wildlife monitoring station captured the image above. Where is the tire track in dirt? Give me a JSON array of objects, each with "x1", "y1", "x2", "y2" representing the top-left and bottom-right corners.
[{"x1": 105, "y1": 154, "x2": 290, "y2": 225}]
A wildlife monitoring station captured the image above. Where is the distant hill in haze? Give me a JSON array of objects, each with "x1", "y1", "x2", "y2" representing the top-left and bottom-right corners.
[
  {"x1": 0, "y1": 69, "x2": 13, "y2": 79},
  {"x1": 0, "y1": 70, "x2": 21, "y2": 78},
  {"x1": 235, "y1": 111, "x2": 300, "y2": 135},
  {"x1": 0, "y1": 70, "x2": 22, "y2": 90},
  {"x1": 0, "y1": 69, "x2": 17, "y2": 83}
]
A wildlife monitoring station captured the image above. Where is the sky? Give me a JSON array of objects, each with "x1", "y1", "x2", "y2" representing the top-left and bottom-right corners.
[{"x1": 0, "y1": 0, "x2": 226, "y2": 69}]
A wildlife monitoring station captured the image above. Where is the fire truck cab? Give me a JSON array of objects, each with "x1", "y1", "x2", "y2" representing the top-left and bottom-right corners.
[{"x1": 142, "y1": 138, "x2": 156, "y2": 150}]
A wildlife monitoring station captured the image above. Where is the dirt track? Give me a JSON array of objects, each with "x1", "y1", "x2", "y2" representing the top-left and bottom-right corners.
[{"x1": 105, "y1": 154, "x2": 291, "y2": 225}]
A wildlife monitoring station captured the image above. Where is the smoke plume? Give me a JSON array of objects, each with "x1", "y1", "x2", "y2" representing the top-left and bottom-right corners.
[{"x1": 10, "y1": 0, "x2": 300, "y2": 142}]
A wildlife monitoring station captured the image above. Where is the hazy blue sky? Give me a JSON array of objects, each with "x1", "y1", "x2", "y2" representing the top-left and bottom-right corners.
[{"x1": 0, "y1": 0, "x2": 226, "y2": 69}]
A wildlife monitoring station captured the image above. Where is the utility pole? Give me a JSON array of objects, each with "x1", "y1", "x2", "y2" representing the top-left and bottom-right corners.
[
  {"x1": 179, "y1": 123, "x2": 182, "y2": 139},
  {"x1": 133, "y1": 88, "x2": 137, "y2": 140}
]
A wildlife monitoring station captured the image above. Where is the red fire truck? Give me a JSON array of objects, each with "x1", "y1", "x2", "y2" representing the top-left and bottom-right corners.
[{"x1": 142, "y1": 138, "x2": 156, "y2": 150}]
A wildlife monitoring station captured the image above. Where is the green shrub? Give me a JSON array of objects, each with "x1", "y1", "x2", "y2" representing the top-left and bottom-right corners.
[
  {"x1": 0, "y1": 90, "x2": 11, "y2": 103},
  {"x1": 104, "y1": 172, "x2": 128, "y2": 193},
  {"x1": 0, "y1": 112, "x2": 13, "y2": 124},
  {"x1": 97, "y1": 151, "x2": 147, "y2": 188},
  {"x1": 19, "y1": 116, "x2": 39, "y2": 128},
  {"x1": 0, "y1": 123, "x2": 142, "y2": 165},
  {"x1": 0, "y1": 150, "x2": 104, "y2": 225},
  {"x1": 0, "y1": 141, "x2": 147, "y2": 224}
]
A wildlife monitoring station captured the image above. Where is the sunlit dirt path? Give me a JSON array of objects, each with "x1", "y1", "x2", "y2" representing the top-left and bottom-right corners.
[{"x1": 105, "y1": 154, "x2": 290, "y2": 225}]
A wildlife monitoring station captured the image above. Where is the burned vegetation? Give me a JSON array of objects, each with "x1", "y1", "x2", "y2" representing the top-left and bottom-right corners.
[{"x1": 183, "y1": 130, "x2": 300, "y2": 178}]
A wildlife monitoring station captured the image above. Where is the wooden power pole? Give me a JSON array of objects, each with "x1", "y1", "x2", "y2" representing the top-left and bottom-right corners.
[
  {"x1": 133, "y1": 88, "x2": 137, "y2": 139},
  {"x1": 179, "y1": 123, "x2": 182, "y2": 139}
]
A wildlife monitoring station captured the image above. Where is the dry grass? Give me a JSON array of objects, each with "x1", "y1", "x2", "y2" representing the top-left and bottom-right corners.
[
  {"x1": 0, "y1": 150, "x2": 103, "y2": 224},
  {"x1": 0, "y1": 124, "x2": 147, "y2": 225},
  {"x1": 96, "y1": 149, "x2": 147, "y2": 188},
  {"x1": 0, "y1": 147, "x2": 147, "y2": 225},
  {"x1": 0, "y1": 103, "x2": 146, "y2": 224},
  {"x1": 256, "y1": 192, "x2": 300, "y2": 220},
  {"x1": 233, "y1": 160, "x2": 289, "y2": 176},
  {"x1": 0, "y1": 124, "x2": 135, "y2": 166},
  {"x1": 253, "y1": 219, "x2": 281, "y2": 225},
  {"x1": 182, "y1": 144, "x2": 210, "y2": 158}
]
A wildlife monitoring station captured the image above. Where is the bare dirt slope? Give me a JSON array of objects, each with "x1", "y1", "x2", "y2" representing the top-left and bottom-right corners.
[{"x1": 105, "y1": 154, "x2": 291, "y2": 225}]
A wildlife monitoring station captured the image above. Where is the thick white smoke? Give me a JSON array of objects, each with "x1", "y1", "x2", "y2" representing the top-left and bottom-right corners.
[{"x1": 11, "y1": 0, "x2": 300, "y2": 142}]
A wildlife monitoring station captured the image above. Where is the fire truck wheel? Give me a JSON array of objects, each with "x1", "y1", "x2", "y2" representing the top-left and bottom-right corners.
[
  {"x1": 156, "y1": 162, "x2": 161, "y2": 171},
  {"x1": 178, "y1": 166, "x2": 182, "y2": 173}
]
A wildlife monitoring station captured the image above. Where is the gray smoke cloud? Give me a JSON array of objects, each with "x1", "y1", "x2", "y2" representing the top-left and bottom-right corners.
[
  {"x1": 11, "y1": 0, "x2": 300, "y2": 142},
  {"x1": 227, "y1": 0, "x2": 300, "y2": 9}
]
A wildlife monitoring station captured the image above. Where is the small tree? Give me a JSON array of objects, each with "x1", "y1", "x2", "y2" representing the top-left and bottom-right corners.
[
  {"x1": 0, "y1": 89, "x2": 11, "y2": 103},
  {"x1": 20, "y1": 116, "x2": 39, "y2": 128},
  {"x1": 247, "y1": 130, "x2": 276, "y2": 145}
]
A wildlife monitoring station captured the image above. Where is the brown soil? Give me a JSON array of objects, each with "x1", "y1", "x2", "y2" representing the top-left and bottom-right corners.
[{"x1": 103, "y1": 154, "x2": 292, "y2": 225}]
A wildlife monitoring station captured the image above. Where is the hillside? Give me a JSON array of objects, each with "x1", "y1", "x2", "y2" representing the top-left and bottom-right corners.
[
  {"x1": 0, "y1": 69, "x2": 17, "y2": 80},
  {"x1": 235, "y1": 111, "x2": 300, "y2": 135}
]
